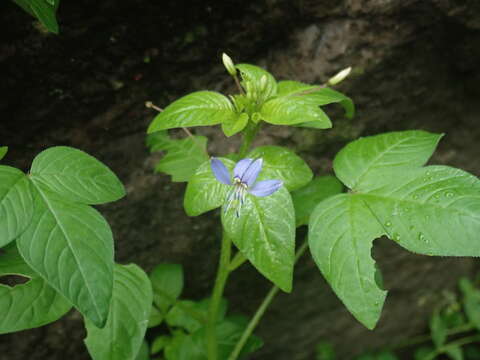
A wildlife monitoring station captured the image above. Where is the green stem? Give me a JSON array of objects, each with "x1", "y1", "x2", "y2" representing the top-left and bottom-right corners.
[
  {"x1": 238, "y1": 122, "x2": 261, "y2": 159},
  {"x1": 229, "y1": 252, "x2": 247, "y2": 271},
  {"x1": 228, "y1": 240, "x2": 310, "y2": 360},
  {"x1": 207, "y1": 232, "x2": 232, "y2": 360},
  {"x1": 426, "y1": 334, "x2": 480, "y2": 360}
]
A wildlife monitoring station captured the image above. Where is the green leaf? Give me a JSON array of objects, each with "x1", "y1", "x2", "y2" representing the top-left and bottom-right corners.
[
  {"x1": 459, "y1": 278, "x2": 480, "y2": 330},
  {"x1": 0, "y1": 147, "x2": 7, "y2": 161},
  {"x1": 308, "y1": 194, "x2": 387, "y2": 329},
  {"x1": 17, "y1": 186, "x2": 114, "y2": 327},
  {"x1": 0, "y1": 244, "x2": 71, "y2": 334},
  {"x1": 147, "y1": 91, "x2": 237, "y2": 133},
  {"x1": 151, "y1": 336, "x2": 171, "y2": 355},
  {"x1": 184, "y1": 158, "x2": 235, "y2": 216},
  {"x1": 13, "y1": 0, "x2": 60, "y2": 34},
  {"x1": 292, "y1": 175, "x2": 343, "y2": 226},
  {"x1": 30, "y1": 146, "x2": 126, "y2": 205},
  {"x1": 148, "y1": 305, "x2": 164, "y2": 328},
  {"x1": 316, "y1": 341, "x2": 336, "y2": 360},
  {"x1": 222, "y1": 186, "x2": 295, "y2": 292},
  {"x1": 150, "y1": 263, "x2": 184, "y2": 314},
  {"x1": 247, "y1": 146, "x2": 313, "y2": 191},
  {"x1": 147, "y1": 132, "x2": 209, "y2": 182},
  {"x1": 135, "y1": 341, "x2": 151, "y2": 360},
  {"x1": 260, "y1": 96, "x2": 332, "y2": 128},
  {"x1": 277, "y1": 81, "x2": 355, "y2": 118},
  {"x1": 446, "y1": 347, "x2": 463, "y2": 360},
  {"x1": 164, "y1": 330, "x2": 203, "y2": 360},
  {"x1": 0, "y1": 166, "x2": 34, "y2": 247},
  {"x1": 221, "y1": 113, "x2": 249, "y2": 137},
  {"x1": 333, "y1": 130, "x2": 443, "y2": 192},
  {"x1": 165, "y1": 297, "x2": 226, "y2": 333},
  {"x1": 376, "y1": 350, "x2": 399, "y2": 360},
  {"x1": 430, "y1": 311, "x2": 447, "y2": 348},
  {"x1": 236, "y1": 64, "x2": 277, "y2": 100},
  {"x1": 85, "y1": 264, "x2": 153, "y2": 360},
  {"x1": 414, "y1": 347, "x2": 435, "y2": 360}
]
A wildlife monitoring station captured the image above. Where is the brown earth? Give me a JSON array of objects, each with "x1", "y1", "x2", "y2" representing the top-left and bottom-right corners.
[{"x1": 1, "y1": 0, "x2": 480, "y2": 359}]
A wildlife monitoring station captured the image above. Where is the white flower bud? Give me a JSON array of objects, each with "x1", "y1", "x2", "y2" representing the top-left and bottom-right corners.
[
  {"x1": 328, "y1": 66, "x2": 352, "y2": 85},
  {"x1": 259, "y1": 75, "x2": 267, "y2": 91},
  {"x1": 222, "y1": 53, "x2": 237, "y2": 76}
]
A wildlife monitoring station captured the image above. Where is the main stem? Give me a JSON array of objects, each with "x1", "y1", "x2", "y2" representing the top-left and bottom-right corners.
[
  {"x1": 228, "y1": 241, "x2": 310, "y2": 360},
  {"x1": 207, "y1": 232, "x2": 232, "y2": 360}
]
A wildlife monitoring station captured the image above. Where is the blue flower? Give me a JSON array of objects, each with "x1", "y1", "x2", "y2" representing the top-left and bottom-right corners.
[{"x1": 211, "y1": 157, "x2": 283, "y2": 217}]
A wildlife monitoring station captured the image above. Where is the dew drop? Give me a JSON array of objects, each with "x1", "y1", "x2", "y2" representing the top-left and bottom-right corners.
[
  {"x1": 418, "y1": 232, "x2": 427, "y2": 242},
  {"x1": 385, "y1": 221, "x2": 392, "y2": 227},
  {"x1": 393, "y1": 233, "x2": 401, "y2": 241},
  {"x1": 426, "y1": 171, "x2": 431, "y2": 176},
  {"x1": 434, "y1": 193, "x2": 440, "y2": 199},
  {"x1": 445, "y1": 191, "x2": 454, "y2": 198},
  {"x1": 413, "y1": 194, "x2": 419, "y2": 200}
]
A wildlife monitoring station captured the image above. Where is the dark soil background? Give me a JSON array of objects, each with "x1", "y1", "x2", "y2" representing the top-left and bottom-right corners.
[{"x1": 1, "y1": 0, "x2": 480, "y2": 359}]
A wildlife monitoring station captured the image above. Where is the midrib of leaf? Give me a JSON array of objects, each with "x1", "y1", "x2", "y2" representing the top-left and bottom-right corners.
[
  {"x1": 167, "y1": 101, "x2": 232, "y2": 117},
  {"x1": 31, "y1": 180, "x2": 103, "y2": 321},
  {"x1": 348, "y1": 136, "x2": 413, "y2": 190}
]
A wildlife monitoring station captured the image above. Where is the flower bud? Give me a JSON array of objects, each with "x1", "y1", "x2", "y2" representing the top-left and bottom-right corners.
[
  {"x1": 259, "y1": 75, "x2": 267, "y2": 91},
  {"x1": 222, "y1": 53, "x2": 237, "y2": 76},
  {"x1": 328, "y1": 66, "x2": 352, "y2": 85}
]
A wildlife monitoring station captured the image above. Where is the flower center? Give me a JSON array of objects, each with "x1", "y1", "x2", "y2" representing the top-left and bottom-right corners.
[{"x1": 225, "y1": 177, "x2": 248, "y2": 217}]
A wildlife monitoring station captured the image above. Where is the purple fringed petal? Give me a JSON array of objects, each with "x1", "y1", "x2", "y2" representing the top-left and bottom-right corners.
[
  {"x1": 248, "y1": 179, "x2": 282, "y2": 197},
  {"x1": 233, "y1": 158, "x2": 254, "y2": 179},
  {"x1": 240, "y1": 158, "x2": 263, "y2": 187},
  {"x1": 211, "y1": 158, "x2": 231, "y2": 185}
]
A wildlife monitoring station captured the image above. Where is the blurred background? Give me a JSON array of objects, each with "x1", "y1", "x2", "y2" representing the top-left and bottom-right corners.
[{"x1": 1, "y1": 0, "x2": 480, "y2": 359}]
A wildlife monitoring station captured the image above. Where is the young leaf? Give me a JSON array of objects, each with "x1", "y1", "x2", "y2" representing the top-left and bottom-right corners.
[
  {"x1": 222, "y1": 186, "x2": 295, "y2": 292},
  {"x1": 0, "y1": 244, "x2": 71, "y2": 334},
  {"x1": 414, "y1": 347, "x2": 435, "y2": 360},
  {"x1": 148, "y1": 305, "x2": 164, "y2": 328},
  {"x1": 333, "y1": 130, "x2": 442, "y2": 192},
  {"x1": 164, "y1": 330, "x2": 203, "y2": 360},
  {"x1": 150, "y1": 263, "x2": 184, "y2": 314},
  {"x1": 446, "y1": 347, "x2": 463, "y2": 360},
  {"x1": 430, "y1": 311, "x2": 447, "y2": 348},
  {"x1": 459, "y1": 278, "x2": 480, "y2": 330},
  {"x1": 292, "y1": 175, "x2": 343, "y2": 226},
  {"x1": 0, "y1": 147, "x2": 7, "y2": 161},
  {"x1": 184, "y1": 158, "x2": 235, "y2": 216},
  {"x1": 147, "y1": 91, "x2": 237, "y2": 133},
  {"x1": 17, "y1": 186, "x2": 114, "y2": 327},
  {"x1": 147, "y1": 132, "x2": 209, "y2": 182},
  {"x1": 277, "y1": 81, "x2": 355, "y2": 118},
  {"x1": 316, "y1": 341, "x2": 336, "y2": 360},
  {"x1": 13, "y1": 0, "x2": 60, "y2": 34},
  {"x1": 221, "y1": 112, "x2": 249, "y2": 137},
  {"x1": 236, "y1": 64, "x2": 277, "y2": 100},
  {"x1": 85, "y1": 264, "x2": 153, "y2": 360},
  {"x1": 151, "y1": 336, "x2": 171, "y2": 355},
  {"x1": 30, "y1": 146, "x2": 125, "y2": 205},
  {"x1": 309, "y1": 194, "x2": 387, "y2": 329},
  {"x1": 247, "y1": 146, "x2": 313, "y2": 191},
  {"x1": 0, "y1": 166, "x2": 34, "y2": 247}
]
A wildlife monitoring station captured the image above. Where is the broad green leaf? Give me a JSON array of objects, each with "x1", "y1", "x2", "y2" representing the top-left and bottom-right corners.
[
  {"x1": 0, "y1": 166, "x2": 34, "y2": 247},
  {"x1": 0, "y1": 147, "x2": 7, "y2": 161},
  {"x1": 13, "y1": 0, "x2": 60, "y2": 34},
  {"x1": 316, "y1": 341, "x2": 336, "y2": 360},
  {"x1": 357, "y1": 166, "x2": 480, "y2": 256},
  {"x1": 236, "y1": 64, "x2": 277, "y2": 100},
  {"x1": 30, "y1": 146, "x2": 125, "y2": 205},
  {"x1": 247, "y1": 146, "x2": 313, "y2": 191},
  {"x1": 151, "y1": 336, "x2": 171, "y2": 355},
  {"x1": 135, "y1": 341, "x2": 151, "y2": 360},
  {"x1": 308, "y1": 194, "x2": 387, "y2": 329},
  {"x1": 446, "y1": 347, "x2": 463, "y2": 360},
  {"x1": 147, "y1": 91, "x2": 237, "y2": 133},
  {"x1": 184, "y1": 158, "x2": 235, "y2": 216},
  {"x1": 333, "y1": 131, "x2": 443, "y2": 192},
  {"x1": 459, "y1": 278, "x2": 480, "y2": 330},
  {"x1": 0, "y1": 244, "x2": 71, "y2": 334},
  {"x1": 85, "y1": 264, "x2": 153, "y2": 360},
  {"x1": 165, "y1": 297, "x2": 226, "y2": 333},
  {"x1": 260, "y1": 96, "x2": 332, "y2": 128},
  {"x1": 147, "y1": 132, "x2": 209, "y2": 182},
  {"x1": 430, "y1": 311, "x2": 447, "y2": 348},
  {"x1": 221, "y1": 113, "x2": 249, "y2": 137},
  {"x1": 222, "y1": 186, "x2": 295, "y2": 292},
  {"x1": 150, "y1": 263, "x2": 184, "y2": 314},
  {"x1": 277, "y1": 81, "x2": 355, "y2": 118},
  {"x1": 17, "y1": 185, "x2": 114, "y2": 327},
  {"x1": 292, "y1": 175, "x2": 344, "y2": 226},
  {"x1": 164, "y1": 330, "x2": 203, "y2": 360}
]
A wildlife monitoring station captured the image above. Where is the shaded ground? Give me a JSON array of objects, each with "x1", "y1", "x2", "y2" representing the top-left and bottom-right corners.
[{"x1": 1, "y1": 0, "x2": 480, "y2": 359}]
